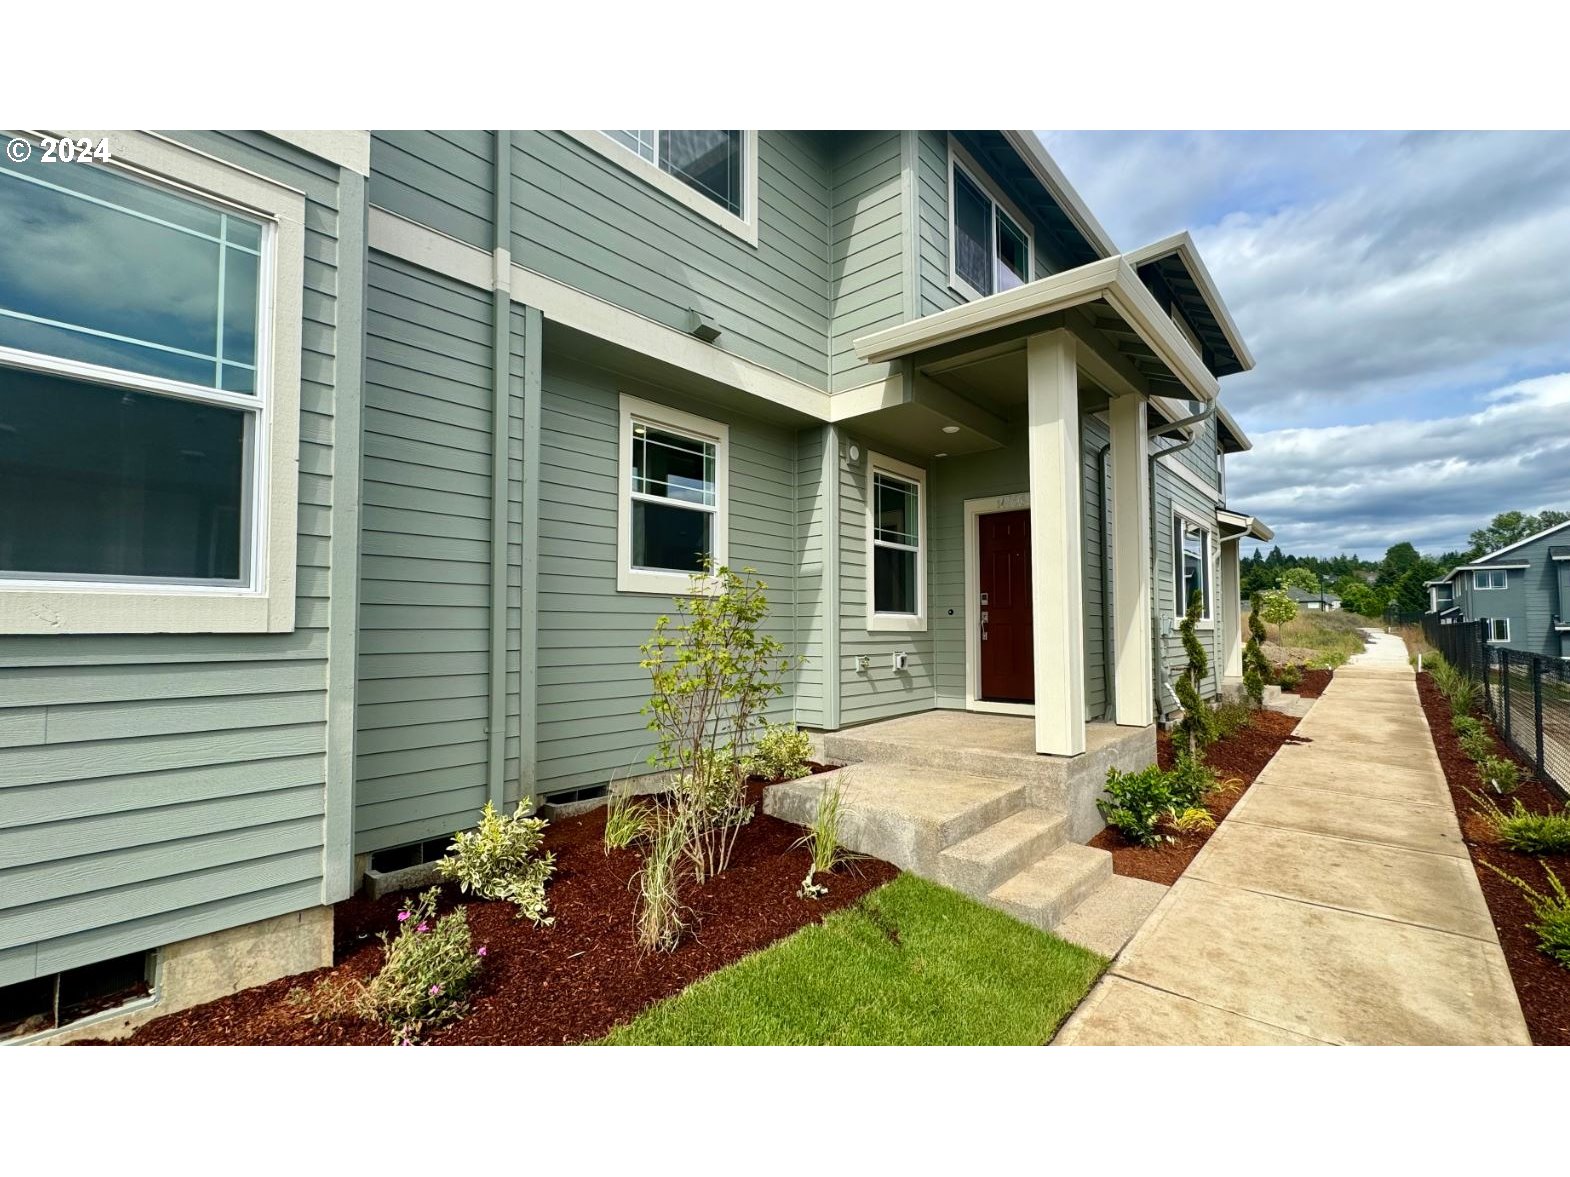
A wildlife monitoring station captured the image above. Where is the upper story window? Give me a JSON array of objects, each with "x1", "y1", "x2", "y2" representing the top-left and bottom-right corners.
[
  {"x1": 948, "y1": 140, "x2": 1033, "y2": 301},
  {"x1": 0, "y1": 131, "x2": 305, "y2": 635},
  {"x1": 617, "y1": 393, "x2": 729, "y2": 595},
  {"x1": 1475, "y1": 568, "x2": 1508, "y2": 591},
  {"x1": 577, "y1": 131, "x2": 759, "y2": 246},
  {"x1": 1175, "y1": 514, "x2": 1213, "y2": 623},
  {"x1": 867, "y1": 453, "x2": 927, "y2": 633}
]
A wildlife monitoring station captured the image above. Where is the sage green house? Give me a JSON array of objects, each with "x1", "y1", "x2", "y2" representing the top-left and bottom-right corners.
[{"x1": 0, "y1": 129, "x2": 1265, "y2": 1041}]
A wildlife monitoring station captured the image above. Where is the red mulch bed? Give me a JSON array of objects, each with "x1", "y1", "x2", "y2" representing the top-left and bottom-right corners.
[
  {"x1": 82, "y1": 775, "x2": 896, "y2": 1046},
  {"x1": 1415, "y1": 672, "x2": 1570, "y2": 1046},
  {"x1": 1088, "y1": 709, "x2": 1308, "y2": 886},
  {"x1": 1289, "y1": 668, "x2": 1333, "y2": 699}
]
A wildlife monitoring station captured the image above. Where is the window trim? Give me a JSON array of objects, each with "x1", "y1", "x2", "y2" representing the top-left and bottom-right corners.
[
  {"x1": 866, "y1": 451, "x2": 927, "y2": 633},
  {"x1": 1488, "y1": 617, "x2": 1511, "y2": 643},
  {"x1": 0, "y1": 129, "x2": 303, "y2": 636},
  {"x1": 947, "y1": 136, "x2": 1035, "y2": 303},
  {"x1": 569, "y1": 131, "x2": 759, "y2": 247},
  {"x1": 616, "y1": 393, "x2": 729, "y2": 596},
  {"x1": 1475, "y1": 568, "x2": 1508, "y2": 591},
  {"x1": 1173, "y1": 509, "x2": 1216, "y2": 629}
]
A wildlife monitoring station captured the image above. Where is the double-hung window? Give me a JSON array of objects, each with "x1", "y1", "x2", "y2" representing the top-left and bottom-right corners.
[
  {"x1": 1488, "y1": 617, "x2": 1510, "y2": 643},
  {"x1": 584, "y1": 131, "x2": 758, "y2": 244},
  {"x1": 1475, "y1": 568, "x2": 1508, "y2": 591},
  {"x1": 617, "y1": 394, "x2": 729, "y2": 594},
  {"x1": 948, "y1": 141, "x2": 1032, "y2": 300},
  {"x1": 1175, "y1": 515, "x2": 1213, "y2": 622},
  {"x1": 0, "y1": 131, "x2": 303, "y2": 635},
  {"x1": 867, "y1": 454, "x2": 926, "y2": 632}
]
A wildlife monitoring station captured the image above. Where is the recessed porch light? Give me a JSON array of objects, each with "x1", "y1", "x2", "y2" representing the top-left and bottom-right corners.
[{"x1": 941, "y1": 425, "x2": 960, "y2": 434}]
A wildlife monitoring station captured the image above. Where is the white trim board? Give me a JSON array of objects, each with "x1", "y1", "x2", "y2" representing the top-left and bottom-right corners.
[
  {"x1": 947, "y1": 135, "x2": 1035, "y2": 303},
  {"x1": 963, "y1": 493, "x2": 1034, "y2": 716},
  {"x1": 265, "y1": 131, "x2": 371, "y2": 176},
  {"x1": 1158, "y1": 451, "x2": 1223, "y2": 503}
]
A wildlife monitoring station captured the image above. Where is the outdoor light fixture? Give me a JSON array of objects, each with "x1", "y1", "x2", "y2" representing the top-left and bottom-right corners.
[{"x1": 942, "y1": 425, "x2": 960, "y2": 434}]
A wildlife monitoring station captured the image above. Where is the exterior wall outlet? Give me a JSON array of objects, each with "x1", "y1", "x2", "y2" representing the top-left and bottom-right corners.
[
  {"x1": 892, "y1": 651, "x2": 907, "y2": 671},
  {"x1": 856, "y1": 654, "x2": 870, "y2": 672}
]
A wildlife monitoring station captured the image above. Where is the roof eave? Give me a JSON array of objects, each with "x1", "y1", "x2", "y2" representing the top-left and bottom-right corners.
[
  {"x1": 1215, "y1": 402, "x2": 1252, "y2": 452},
  {"x1": 1217, "y1": 508, "x2": 1273, "y2": 542},
  {"x1": 1002, "y1": 131, "x2": 1118, "y2": 260},
  {"x1": 1123, "y1": 230, "x2": 1256, "y2": 373}
]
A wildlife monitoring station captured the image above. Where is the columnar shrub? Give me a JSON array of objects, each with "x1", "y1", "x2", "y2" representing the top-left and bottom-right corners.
[
  {"x1": 437, "y1": 801, "x2": 555, "y2": 926},
  {"x1": 1173, "y1": 589, "x2": 1218, "y2": 758},
  {"x1": 1242, "y1": 594, "x2": 1269, "y2": 707}
]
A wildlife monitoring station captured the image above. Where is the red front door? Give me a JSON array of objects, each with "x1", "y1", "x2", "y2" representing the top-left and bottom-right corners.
[{"x1": 978, "y1": 509, "x2": 1033, "y2": 703}]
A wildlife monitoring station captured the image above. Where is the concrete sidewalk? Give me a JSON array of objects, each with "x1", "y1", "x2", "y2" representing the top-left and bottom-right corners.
[{"x1": 1057, "y1": 630, "x2": 1531, "y2": 1045}]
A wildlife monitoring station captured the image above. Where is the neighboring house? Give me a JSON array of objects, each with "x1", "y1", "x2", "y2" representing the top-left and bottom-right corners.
[
  {"x1": 1425, "y1": 518, "x2": 1570, "y2": 658},
  {"x1": 0, "y1": 129, "x2": 1266, "y2": 1040},
  {"x1": 1285, "y1": 587, "x2": 1340, "y2": 611}
]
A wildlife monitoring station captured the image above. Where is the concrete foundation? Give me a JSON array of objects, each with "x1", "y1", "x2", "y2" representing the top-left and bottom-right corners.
[{"x1": 38, "y1": 906, "x2": 334, "y2": 1045}]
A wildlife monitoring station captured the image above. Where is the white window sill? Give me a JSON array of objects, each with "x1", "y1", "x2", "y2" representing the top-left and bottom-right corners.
[
  {"x1": 868, "y1": 613, "x2": 927, "y2": 634},
  {"x1": 617, "y1": 567, "x2": 721, "y2": 597},
  {"x1": 566, "y1": 131, "x2": 759, "y2": 248},
  {"x1": 1169, "y1": 618, "x2": 1216, "y2": 632}
]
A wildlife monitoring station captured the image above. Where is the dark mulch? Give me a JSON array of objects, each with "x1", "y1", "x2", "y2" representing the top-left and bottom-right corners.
[
  {"x1": 82, "y1": 775, "x2": 896, "y2": 1046},
  {"x1": 1290, "y1": 668, "x2": 1333, "y2": 699},
  {"x1": 1088, "y1": 709, "x2": 1308, "y2": 886},
  {"x1": 1415, "y1": 672, "x2": 1570, "y2": 1046}
]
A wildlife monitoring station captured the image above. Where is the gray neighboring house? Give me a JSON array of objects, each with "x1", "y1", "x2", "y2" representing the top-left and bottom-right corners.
[
  {"x1": 0, "y1": 129, "x2": 1267, "y2": 1041},
  {"x1": 1284, "y1": 587, "x2": 1340, "y2": 611},
  {"x1": 1425, "y1": 518, "x2": 1570, "y2": 658}
]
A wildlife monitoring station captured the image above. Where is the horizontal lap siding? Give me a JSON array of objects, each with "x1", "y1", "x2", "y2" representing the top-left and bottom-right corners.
[
  {"x1": 535, "y1": 359, "x2": 800, "y2": 794},
  {"x1": 355, "y1": 254, "x2": 505, "y2": 853},
  {"x1": 829, "y1": 132, "x2": 904, "y2": 392},
  {"x1": 793, "y1": 427, "x2": 828, "y2": 727},
  {"x1": 370, "y1": 131, "x2": 496, "y2": 249},
  {"x1": 1154, "y1": 458, "x2": 1222, "y2": 709},
  {"x1": 0, "y1": 133, "x2": 343, "y2": 986},
  {"x1": 511, "y1": 132, "x2": 831, "y2": 389}
]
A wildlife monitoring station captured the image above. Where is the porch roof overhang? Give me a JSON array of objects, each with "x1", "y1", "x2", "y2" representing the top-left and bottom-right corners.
[
  {"x1": 1215, "y1": 402, "x2": 1251, "y2": 452},
  {"x1": 1217, "y1": 508, "x2": 1273, "y2": 542},
  {"x1": 1123, "y1": 231, "x2": 1255, "y2": 377},
  {"x1": 853, "y1": 256, "x2": 1221, "y2": 404}
]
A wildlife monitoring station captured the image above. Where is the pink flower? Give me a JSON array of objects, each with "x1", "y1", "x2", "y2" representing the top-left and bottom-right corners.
[
  {"x1": 396, "y1": 911, "x2": 410, "y2": 922},
  {"x1": 415, "y1": 922, "x2": 430, "y2": 933},
  {"x1": 476, "y1": 945, "x2": 488, "y2": 957},
  {"x1": 428, "y1": 984, "x2": 442, "y2": 996}
]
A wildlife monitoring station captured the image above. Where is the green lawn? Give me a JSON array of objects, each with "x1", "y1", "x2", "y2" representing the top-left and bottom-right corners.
[{"x1": 603, "y1": 874, "x2": 1108, "y2": 1045}]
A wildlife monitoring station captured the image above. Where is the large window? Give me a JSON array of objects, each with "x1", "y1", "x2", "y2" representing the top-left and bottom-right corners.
[
  {"x1": 617, "y1": 394, "x2": 728, "y2": 594},
  {"x1": 0, "y1": 131, "x2": 303, "y2": 634},
  {"x1": 867, "y1": 454, "x2": 927, "y2": 632},
  {"x1": 1475, "y1": 568, "x2": 1508, "y2": 591},
  {"x1": 1175, "y1": 515, "x2": 1213, "y2": 622},
  {"x1": 948, "y1": 143, "x2": 1032, "y2": 300},
  {"x1": 585, "y1": 131, "x2": 758, "y2": 243}
]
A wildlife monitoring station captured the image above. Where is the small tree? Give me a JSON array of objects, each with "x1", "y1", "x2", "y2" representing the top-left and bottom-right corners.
[
  {"x1": 1242, "y1": 593, "x2": 1268, "y2": 707},
  {"x1": 1256, "y1": 588, "x2": 1297, "y2": 647},
  {"x1": 1173, "y1": 588, "x2": 1218, "y2": 758}
]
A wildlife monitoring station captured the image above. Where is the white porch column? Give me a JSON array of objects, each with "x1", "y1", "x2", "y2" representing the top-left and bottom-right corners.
[
  {"x1": 1109, "y1": 392, "x2": 1154, "y2": 727},
  {"x1": 1220, "y1": 539, "x2": 1244, "y2": 679},
  {"x1": 1026, "y1": 330, "x2": 1085, "y2": 756}
]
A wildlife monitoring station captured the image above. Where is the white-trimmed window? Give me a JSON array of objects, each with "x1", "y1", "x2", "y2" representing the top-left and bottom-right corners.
[
  {"x1": 866, "y1": 453, "x2": 926, "y2": 632},
  {"x1": 1174, "y1": 514, "x2": 1214, "y2": 623},
  {"x1": 1475, "y1": 568, "x2": 1508, "y2": 591},
  {"x1": 0, "y1": 130, "x2": 303, "y2": 635},
  {"x1": 574, "y1": 131, "x2": 759, "y2": 245},
  {"x1": 1489, "y1": 617, "x2": 1511, "y2": 643},
  {"x1": 948, "y1": 140, "x2": 1033, "y2": 301},
  {"x1": 616, "y1": 394, "x2": 729, "y2": 595}
]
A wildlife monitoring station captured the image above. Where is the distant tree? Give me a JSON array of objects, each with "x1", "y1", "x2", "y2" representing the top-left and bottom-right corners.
[
  {"x1": 1278, "y1": 567, "x2": 1320, "y2": 596},
  {"x1": 1465, "y1": 509, "x2": 1570, "y2": 561},
  {"x1": 1256, "y1": 589, "x2": 1297, "y2": 646},
  {"x1": 1340, "y1": 583, "x2": 1381, "y2": 617},
  {"x1": 1378, "y1": 542, "x2": 1422, "y2": 589},
  {"x1": 1392, "y1": 567, "x2": 1434, "y2": 617}
]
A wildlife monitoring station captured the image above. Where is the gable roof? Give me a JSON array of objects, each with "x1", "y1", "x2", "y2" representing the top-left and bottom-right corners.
[
  {"x1": 1123, "y1": 231, "x2": 1255, "y2": 377},
  {"x1": 1285, "y1": 586, "x2": 1339, "y2": 604},
  {"x1": 1472, "y1": 517, "x2": 1570, "y2": 562},
  {"x1": 1215, "y1": 402, "x2": 1251, "y2": 452},
  {"x1": 1430, "y1": 517, "x2": 1570, "y2": 583},
  {"x1": 1002, "y1": 132, "x2": 1118, "y2": 261}
]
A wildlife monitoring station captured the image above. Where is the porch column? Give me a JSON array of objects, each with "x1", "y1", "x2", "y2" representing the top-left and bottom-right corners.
[
  {"x1": 1026, "y1": 330, "x2": 1085, "y2": 756},
  {"x1": 1220, "y1": 539, "x2": 1244, "y2": 678},
  {"x1": 1109, "y1": 392, "x2": 1154, "y2": 727}
]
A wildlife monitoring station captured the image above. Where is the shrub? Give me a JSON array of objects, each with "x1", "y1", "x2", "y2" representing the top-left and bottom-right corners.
[
  {"x1": 292, "y1": 888, "x2": 483, "y2": 1044},
  {"x1": 1484, "y1": 861, "x2": 1570, "y2": 970},
  {"x1": 437, "y1": 801, "x2": 555, "y2": 926},
  {"x1": 1458, "y1": 729, "x2": 1494, "y2": 762},
  {"x1": 1478, "y1": 754, "x2": 1522, "y2": 796},
  {"x1": 1098, "y1": 764, "x2": 1178, "y2": 848},
  {"x1": 746, "y1": 722, "x2": 813, "y2": 783},
  {"x1": 603, "y1": 788, "x2": 652, "y2": 854},
  {"x1": 1212, "y1": 698, "x2": 1254, "y2": 740},
  {"x1": 1276, "y1": 663, "x2": 1303, "y2": 691},
  {"x1": 793, "y1": 780, "x2": 856, "y2": 899},
  {"x1": 1173, "y1": 589, "x2": 1218, "y2": 757},
  {"x1": 1168, "y1": 751, "x2": 1218, "y2": 811},
  {"x1": 1452, "y1": 714, "x2": 1486, "y2": 741},
  {"x1": 634, "y1": 807, "x2": 690, "y2": 953},
  {"x1": 1242, "y1": 596, "x2": 1270, "y2": 707},
  {"x1": 1167, "y1": 806, "x2": 1216, "y2": 835},
  {"x1": 1467, "y1": 790, "x2": 1570, "y2": 855}
]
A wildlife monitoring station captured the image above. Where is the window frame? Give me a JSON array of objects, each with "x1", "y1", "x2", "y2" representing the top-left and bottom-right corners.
[
  {"x1": 946, "y1": 137, "x2": 1035, "y2": 303},
  {"x1": 1475, "y1": 568, "x2": 1508, "y2": 591},
  {"x1": 0, "y1": 129, "x2": 303, "y2": 636},
  {"x1": 616, "y1": 393, "x2": 729, "y2": 596},
  {"x1": 865, "y1": 452, "x2": 927, "y2": 633},
  {"x1": 1173, "y1": 510, "x2": 1216, "y2": 628},
  {"x1": 570, "y1": 131, "x2": 760, "y2": 247},
  {"x1": 1488, "y1": 617, "x2": 1511, "y2": 644}
]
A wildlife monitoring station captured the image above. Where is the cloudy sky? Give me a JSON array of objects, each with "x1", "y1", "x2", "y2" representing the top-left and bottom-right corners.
[{"x1": 1041, "y1": 131, "x2": 1570, "y2": 560}]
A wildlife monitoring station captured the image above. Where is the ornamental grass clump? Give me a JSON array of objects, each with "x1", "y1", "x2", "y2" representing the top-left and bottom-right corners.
[
  {"x1": 1483, "y1": 861, "x2": 1570, "y2": 970},
  {"x1": 1467, "y1": 790, "x2": 1570, "y2": 855},
  {"x1": 437, "y1": 801, "x2": 555, "y2": 925},
  {"x1": 633, "y1": 806, "x2": 690, "y2": 953},
  {"x1": 603, "y1": 787, "x2": 652, "y2": 854},
  {"x1": 793, "y1": 780, "x2": 857, "y2": 899}
]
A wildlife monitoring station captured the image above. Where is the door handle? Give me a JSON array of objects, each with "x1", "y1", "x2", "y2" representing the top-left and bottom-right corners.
[{"x1": 981, "y1": 625, "x2": 988, "y2": 642}]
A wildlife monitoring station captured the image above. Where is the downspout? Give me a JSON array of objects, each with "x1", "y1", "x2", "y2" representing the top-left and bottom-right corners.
[
  {"x1": 487, "y1": 131, "x2": 512, "y2": 812},
  {"x1": 1148, "y1": 401, "x2": 1214, "y2": 722}
]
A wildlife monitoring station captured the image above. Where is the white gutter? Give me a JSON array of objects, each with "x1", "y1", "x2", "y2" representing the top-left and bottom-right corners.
[
  {"x1": 1123, "y1": 230, "x2": 1255, "y2": 372},
  {"x1": 1217, "y1": 509, "x2": 1274, "y2": 542}
]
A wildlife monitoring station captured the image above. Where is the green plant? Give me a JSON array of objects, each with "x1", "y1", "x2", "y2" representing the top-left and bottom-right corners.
[
  {"x1": 793, "y1": 780, "x2": 857, "y2": 899},
  {"x1": 1483, "y1": 861, "x2": 1570, "y2": 970},
  {"x1": 1466, "y1": 790, "x2": 1570, "y2": 854},
  {"x1": 633, "y1": 806, "x2": 690, "y2": 953},
  {"x1": 603, "y1": 788, "x2": 652, "y2": 853},
  {"x1": 1256, "y1": 588, "x2": 1297, "y2": 645},
  {"x1": 1168, "y1": 751, "x2": 1218, "y2": 810},
  {"x1": 746, "y1": 722, "x2": 814, "y2": 783},
  {"x1": 1458, "y1": 729, "x2": 1494, "y2": 762},
  {"x1": 1478, "y1": 754, "x2": 1521, "y2": 796},
  {"x1": 291, "y1": 888, "x2": 483, "y2": 1044},
  {"x1": 640, "y1": 564, "x2": 794, "y2": 885},
  {"x1": 1451, "y1": 714, "x2": 1486, "y2": 741},
  {"x1": 1212, "y1": 698, "x2": 1254, "y2": 740},
  {"x1": 1167, "y1": 806, "x2": 1216, "y2": 835},
  {"x1": 437, "y1": 801, "x2": 555, "y2": 925},
  {"x1": 1242, "y1": 595, "x2": 1269, "y2": 707},
  {"x1": 1098, "y1": 763, "x2": 1178, "y2": 847},
  {"x1": 1276, "y1": 663, "x2": 1303, "y2": 691},
  {"x1": 1172, "y1": 589, "x2": 1218, "y2": 757}
]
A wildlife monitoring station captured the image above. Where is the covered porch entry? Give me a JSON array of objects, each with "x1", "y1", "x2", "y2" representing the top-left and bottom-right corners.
[{"x1": 851, "y1": 256, "x2": 1221, "y2": 756}]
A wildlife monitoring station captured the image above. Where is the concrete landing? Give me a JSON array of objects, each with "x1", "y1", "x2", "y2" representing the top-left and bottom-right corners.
[{"x1": 1057, "y1": 631, "x2": 1530, "y2": 1046}]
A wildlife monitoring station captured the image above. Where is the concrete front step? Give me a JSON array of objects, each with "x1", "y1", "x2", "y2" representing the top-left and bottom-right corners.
[
  {"x1": 1052, "y1": 875, "x2": 1168, "y2": 959},
  {"x1": 938, "y1": 809, "x2": 1068, "y2": 895},
  {"x1": 986, "y1": 843, "x2": 1114, "y2": 932}
]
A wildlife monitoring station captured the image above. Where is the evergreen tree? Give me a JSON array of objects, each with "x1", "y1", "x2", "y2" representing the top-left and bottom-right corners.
[{"x1": 1173, "y1": 588, "x2": 1218, "y2": 757}]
